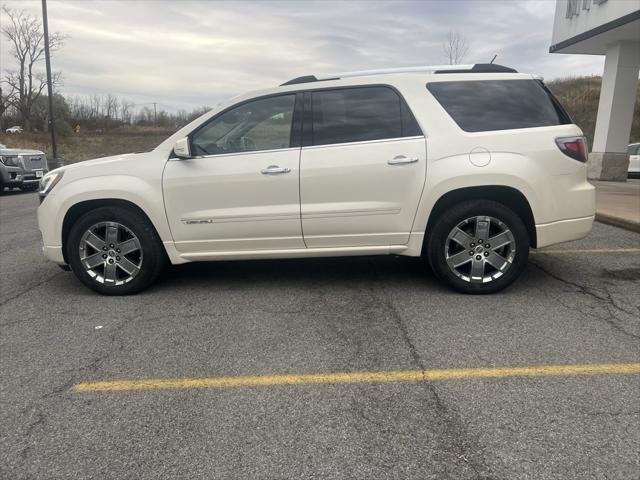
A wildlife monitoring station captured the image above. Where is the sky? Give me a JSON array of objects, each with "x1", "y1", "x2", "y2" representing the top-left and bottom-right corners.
[{"x1": 0, "y1": 0, "x2": 606, "y2": 113}]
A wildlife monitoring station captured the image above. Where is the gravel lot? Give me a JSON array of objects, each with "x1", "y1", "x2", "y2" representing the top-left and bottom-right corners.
[{"x1": 1, "y1": 191, "x2": 639, "y2": 480}]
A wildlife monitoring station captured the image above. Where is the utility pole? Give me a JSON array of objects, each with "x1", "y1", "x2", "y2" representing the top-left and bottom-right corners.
[
  {"x1": 41, "y1": 0, "x2": 60, "y2": 167},
  {"x1": 152, "y1": 102, "x2": 158, "y2": 126}
]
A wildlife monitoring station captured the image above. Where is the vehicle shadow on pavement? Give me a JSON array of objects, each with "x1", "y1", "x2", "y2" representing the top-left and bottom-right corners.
[{"x1": 159, "y1": 255, "x2": 442, "y2": 292}]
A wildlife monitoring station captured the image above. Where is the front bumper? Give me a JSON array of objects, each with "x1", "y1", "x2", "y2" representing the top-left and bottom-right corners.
[
  {"x1": 38, "y1": 195, "x2": 68, "y2": 266},
  {"x1": 42, "y1": 244, "x2": 66, "y2": 264},
  {"x1": 1, "y1": 170, "x2": 47, "y2": 188},
  {"x1": 22, "y1": 170, "x2": 47, "y2": 183}
]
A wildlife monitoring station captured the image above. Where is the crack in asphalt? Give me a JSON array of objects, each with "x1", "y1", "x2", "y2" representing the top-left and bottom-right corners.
[
  {"x1": 0, "y1": 269, "x2": 64, "y2": 313},
  {"x1": 529, "y1": 260, "x2": 640, "y2": 341},
  {"x1": 367, "y1": 260, "x2": 498, "y2": 480},
  {"x1": 13, "y1": 315, "x2": 129, "y2": 469}
]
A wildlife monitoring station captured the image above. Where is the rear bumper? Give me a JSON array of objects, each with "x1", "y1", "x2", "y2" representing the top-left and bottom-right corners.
[{"x1": 535, "y1": 215, "x2": 595, "y2": 248}]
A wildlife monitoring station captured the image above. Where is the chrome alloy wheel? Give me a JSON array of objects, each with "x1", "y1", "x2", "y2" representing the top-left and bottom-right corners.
[
  {"x1": 78, "y1": 222, "x2": 143, "y2": 286},
  {"x1": 444, "y1": 216, "x2": 516, "y2": 284}
]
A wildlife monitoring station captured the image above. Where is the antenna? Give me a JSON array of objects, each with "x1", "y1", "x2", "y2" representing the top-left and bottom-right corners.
[{"x1": 490, "y1": 54, "x2": 497, "y2": 64}]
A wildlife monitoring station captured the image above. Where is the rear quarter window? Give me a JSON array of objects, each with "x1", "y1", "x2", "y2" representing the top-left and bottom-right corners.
[{"x1": 427, "y1": 79, "x2": 572, "y2": 132}]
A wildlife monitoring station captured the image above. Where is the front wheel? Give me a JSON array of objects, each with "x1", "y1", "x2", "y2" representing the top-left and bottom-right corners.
[
  {"x1": 426, "y1": 200, "x2": 529, "y2": 294},
  {"x1": 67, "y1": 206, "x2": 167, "y2": 295}
]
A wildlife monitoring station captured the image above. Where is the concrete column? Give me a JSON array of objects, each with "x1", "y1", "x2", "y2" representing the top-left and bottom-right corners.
[{"x1": 588, "y1": 41, "x2": 640, "y2": 181}]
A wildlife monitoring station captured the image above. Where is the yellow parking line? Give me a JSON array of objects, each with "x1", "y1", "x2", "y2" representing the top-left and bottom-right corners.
[
  {"x1": 532, "y1": 248, "x2": 640, "y2": 254},
  {"x1": 72, "y1": 363, "x2": 640, "y2": 393}
]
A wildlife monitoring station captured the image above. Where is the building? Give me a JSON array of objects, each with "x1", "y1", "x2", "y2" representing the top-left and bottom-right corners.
[{"x1": 550, "y1": 0, "x2": 640, "y2": 181}]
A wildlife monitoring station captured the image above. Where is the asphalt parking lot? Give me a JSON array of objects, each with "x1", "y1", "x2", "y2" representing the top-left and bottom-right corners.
[{"x1": 1, "y1": 191, "x2": 639, "y2": 480}]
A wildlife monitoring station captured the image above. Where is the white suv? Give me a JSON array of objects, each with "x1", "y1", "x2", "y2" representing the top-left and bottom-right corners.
[{"x1": 37, "y1": 64, "x2": 595, "y2": 295}]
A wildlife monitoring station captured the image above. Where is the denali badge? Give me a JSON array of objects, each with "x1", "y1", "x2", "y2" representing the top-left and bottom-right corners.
[{"x1": 181, "y1": 219, "x2": 214, "y2": 225}]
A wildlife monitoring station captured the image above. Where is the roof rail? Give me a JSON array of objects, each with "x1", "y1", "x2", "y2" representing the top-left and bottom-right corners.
[
  {"x1": 281, "y1": 75, "x2": 320, "y2": 86},
  {"x1": 280, "y1": 63, "x2": 517, "y2": 86},
  {"x1": 315, "y1": 64, "x2": 475, "y2": 80},
  {"x1": 434, "y1": 63, "x2": 517, "y2": 74}
]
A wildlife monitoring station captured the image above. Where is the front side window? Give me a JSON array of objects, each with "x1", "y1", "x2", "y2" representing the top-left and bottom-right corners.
[
  {"x1": 311, "y1": 86, "x2": 418, "y2": 146},
  {"x1": 191, "y1": 94, "x2": 296, "y2": 156},
  {"x1": 427, "y1": 79, "x2": 572, "y2": 133}
]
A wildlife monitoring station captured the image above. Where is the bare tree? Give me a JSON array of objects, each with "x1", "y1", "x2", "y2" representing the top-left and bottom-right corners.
[
  {"x1": 0, "y1": 85, "x2": 16, "y2": 129},
  {"x1": 105, "y1": 93, "x2": 118, "y2": 121},
  {"x1": 1, "y1": 6, "x2": 65, "y2": 130},
  {"x1": 119, "y1": 99, "x2": 134, "y2": 124},
  {"x1": 90, "y1": 94, "x2": 102, "y2": 119},
  {"x1": 443, "y1": 30, "x2": 469, "y2": 65}
]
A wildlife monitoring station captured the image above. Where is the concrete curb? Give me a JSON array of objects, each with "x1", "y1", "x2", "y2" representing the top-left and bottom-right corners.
[{"x1": 595, "y1": 213, "x2": 640, "y2": 234}]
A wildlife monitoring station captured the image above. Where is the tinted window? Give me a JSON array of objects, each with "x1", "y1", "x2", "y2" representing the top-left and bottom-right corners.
[
  {"x1": 192, "y1": 95, "x2": 296, "y2": 155},
  {"x1": 427, "y1": 80, "x2": 572, "y2": 132},
  {"x1": 311, "y1": 87, "x2": 418, "y2": 146}
]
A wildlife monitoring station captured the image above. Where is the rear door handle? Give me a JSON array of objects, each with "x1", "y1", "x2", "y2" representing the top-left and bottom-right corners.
[
  {"x1": 388, "y1": 155, "x2": 419, "y2": 165},
  {"x1": 261, "y1": 165, "x2": 291, "y2": 175}
]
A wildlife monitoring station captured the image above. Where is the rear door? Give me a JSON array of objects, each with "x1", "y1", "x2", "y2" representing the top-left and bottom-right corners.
[{"x1": 300, "y1": 86, "x2": 426, "y2": 247}]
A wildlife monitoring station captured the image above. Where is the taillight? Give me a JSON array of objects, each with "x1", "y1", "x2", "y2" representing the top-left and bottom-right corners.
[{"x1": 556, "y1": 136, "x2": 587, "y2": 163}]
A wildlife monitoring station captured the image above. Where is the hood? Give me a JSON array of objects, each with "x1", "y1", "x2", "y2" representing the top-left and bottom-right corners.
[
  {"x1": 63, "y1": 152, "x2": 138, "y2": 169},
  {"x1": 0, "y1": 148, "x2": 45, "y2": 156},
  {"x1": 53, "y1": 152, "x2": 149, "y2": 177}
]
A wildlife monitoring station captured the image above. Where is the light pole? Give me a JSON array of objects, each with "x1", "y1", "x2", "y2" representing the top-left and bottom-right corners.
[{"x1": 41, "y1": 0, "x2": 60, "y2": 167}]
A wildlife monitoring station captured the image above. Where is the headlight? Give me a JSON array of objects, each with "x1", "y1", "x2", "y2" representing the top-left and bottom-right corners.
[
  {"x1": 0, "y1": 155, "x2": 20, "y2": 167},
  {"x1": 39, "y1": 171, "x2": 65, "y2": 196}
]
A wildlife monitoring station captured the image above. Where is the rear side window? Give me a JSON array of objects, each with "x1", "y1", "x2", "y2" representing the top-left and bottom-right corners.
[
  {"x1": 427, "y1": 80, "x2": 572, "y2": 132},
  {"x1": 311, "y1": 86, "x2": 421, "y2": 146}
]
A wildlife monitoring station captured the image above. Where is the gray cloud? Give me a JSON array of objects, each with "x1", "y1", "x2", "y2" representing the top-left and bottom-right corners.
[{"x1": 1, "y1": 0, "x2": 604, "y2": 112}]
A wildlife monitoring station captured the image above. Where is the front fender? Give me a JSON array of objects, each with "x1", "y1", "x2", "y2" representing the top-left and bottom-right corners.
[{"x1": 39, "y1": 174, "x2": 172, "y2": 249}]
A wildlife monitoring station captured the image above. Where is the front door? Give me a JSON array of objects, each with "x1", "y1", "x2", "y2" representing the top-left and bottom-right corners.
[
  {"x1": 163, "y1": 93, "x2": 304, "y2": 253},
  {"x1": 300, "y1": 86, "x2": 426, "y2": 247}
]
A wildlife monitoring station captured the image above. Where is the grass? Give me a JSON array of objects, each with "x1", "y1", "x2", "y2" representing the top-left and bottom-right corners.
[
  {"x1": 0, "y1": 126, "x2": 175, "y2": 164},
  {"x1": 547, "y1": 76, "x2": 640, "y2": 146}
]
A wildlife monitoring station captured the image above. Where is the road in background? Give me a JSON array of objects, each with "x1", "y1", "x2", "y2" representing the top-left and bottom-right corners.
[{"x1": 1, "y1": 192, "x2": 639, "y2": 479}]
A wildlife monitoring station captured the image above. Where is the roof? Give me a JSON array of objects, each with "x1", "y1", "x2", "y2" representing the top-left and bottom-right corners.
[{"x1": 281, "y1": 63, "x2": 518, "y2": 86}]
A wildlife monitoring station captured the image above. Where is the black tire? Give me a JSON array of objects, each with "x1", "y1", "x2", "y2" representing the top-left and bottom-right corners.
[
  {"x1": 426, "y1": 200, "x2": 529, "y2": 294},
  {"x1": 67, "y1": 206, "x2": 167, "y2": 295}
]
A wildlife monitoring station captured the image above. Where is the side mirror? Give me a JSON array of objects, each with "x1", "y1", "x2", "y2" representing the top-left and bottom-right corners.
[{"x1": 174, "y1": 137, "x2": 191, "y2": 159}]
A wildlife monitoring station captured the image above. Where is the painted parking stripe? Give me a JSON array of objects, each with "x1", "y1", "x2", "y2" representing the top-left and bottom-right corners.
[
  {"x1": 532, "y1": 248, "x2": 640, "y2": 254},
  {"x1": 72, "y1": 363, "x2": 640, "y2": 393}
]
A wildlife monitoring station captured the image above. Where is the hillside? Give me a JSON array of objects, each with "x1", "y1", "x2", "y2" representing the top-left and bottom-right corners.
[{"x1": 547, "y1": 76, "x2": 640, "y2": 147}]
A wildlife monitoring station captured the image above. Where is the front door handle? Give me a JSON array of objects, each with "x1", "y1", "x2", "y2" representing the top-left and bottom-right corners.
[
  {"x1": 388, "y1": 155, "x2": 419, "y2": 165},
  {"x1": 261, "y1": 165, "x2": 291, "y2": 175}
]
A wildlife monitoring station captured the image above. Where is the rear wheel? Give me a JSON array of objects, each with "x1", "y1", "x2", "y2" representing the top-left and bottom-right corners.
[
  {"x1": 67, "y1": 206, "x2": 166, "y2": 295},
  {"x1": 426, "y1": 200, "x2": 529, "y2": 294}
]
